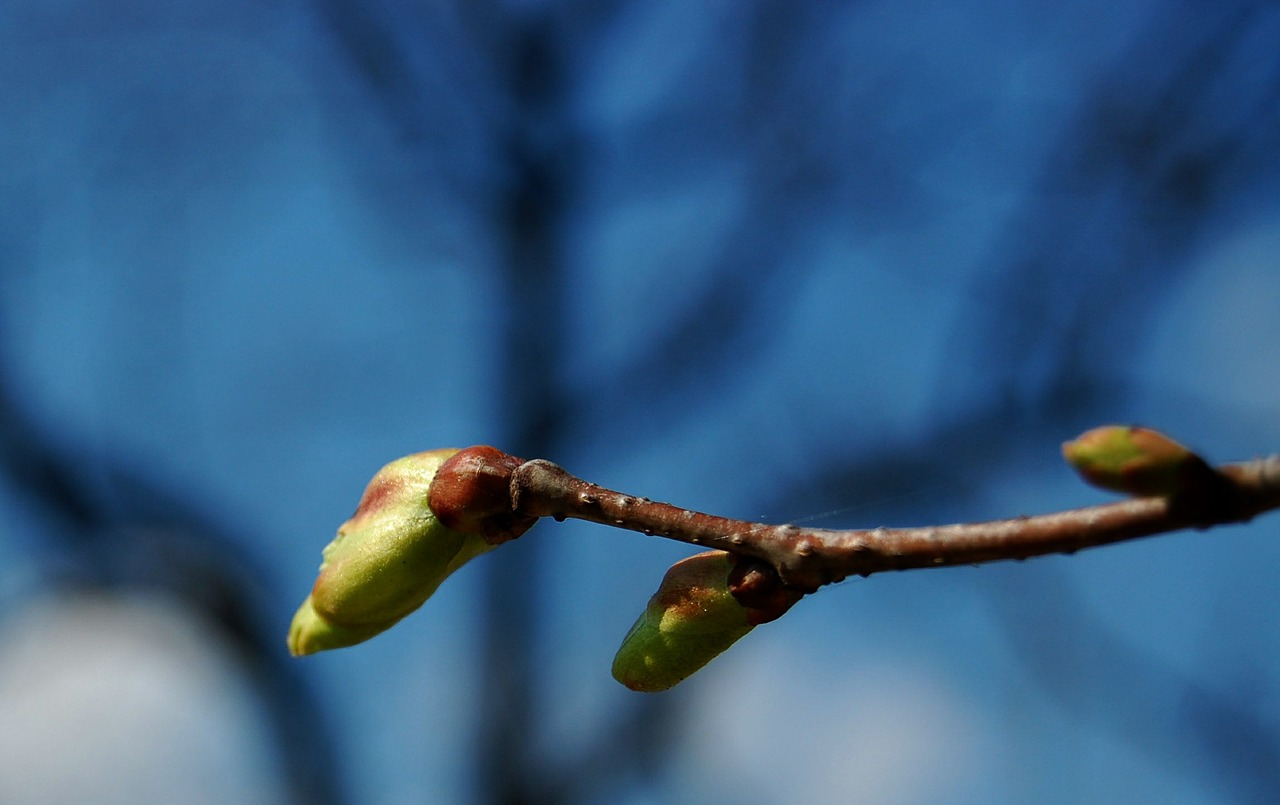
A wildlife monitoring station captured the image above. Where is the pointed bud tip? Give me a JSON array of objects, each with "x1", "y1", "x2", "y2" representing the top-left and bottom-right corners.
[{"x1": 288, "y1": 596, "x2": 390, "y2": 656}]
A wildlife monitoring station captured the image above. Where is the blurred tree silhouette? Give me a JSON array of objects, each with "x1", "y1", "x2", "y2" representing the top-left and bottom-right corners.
[{"x1": 3, "y1": 1, "x2": 1280, "y2": 803}]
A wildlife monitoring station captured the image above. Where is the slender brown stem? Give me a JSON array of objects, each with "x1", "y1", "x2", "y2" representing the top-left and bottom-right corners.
[{"x1": 509, "y1": 455, "x2": 1280, "y2": 593}]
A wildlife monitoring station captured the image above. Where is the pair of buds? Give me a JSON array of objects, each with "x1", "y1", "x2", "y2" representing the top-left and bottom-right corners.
[{"x1": 289, "y1": 449, "x2": 785, "y2": 691}]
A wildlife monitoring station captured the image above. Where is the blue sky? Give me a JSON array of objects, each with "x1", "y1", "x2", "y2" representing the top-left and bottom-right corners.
[{"x1": 1, "y1": 2, "x2": 1279, "y2": 803}]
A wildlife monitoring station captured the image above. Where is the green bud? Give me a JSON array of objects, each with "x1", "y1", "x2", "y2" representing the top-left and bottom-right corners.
[
  {"x1": 288, "y1": 449, "x2": 494, "y2": 657},
  {"x1": 612, "y1": 551, "x2": 755, "y2": 692},
  {"x1": 288, "y1": 595, "x2": 388, "y2": 656},
  {"x1": 1062, "y1": 425, "x2": 1206, "y2": 497}
]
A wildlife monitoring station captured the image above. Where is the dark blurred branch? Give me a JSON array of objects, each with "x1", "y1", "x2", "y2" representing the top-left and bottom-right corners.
[
  {"x1": 0, "y1": 371, "x2": 346, "y2": 805},
  {"x1": 476, "y1": 5, "x2": 574, "y2": 804},
  {"x1": 992, "y1": 565, "x2": 1280, "y2": 805},
  {"x1": 958, "y1": 2, "x2": 1280, "y2": 405},
  {"x1": 558, "y1": 3, "x2": 897, "y2": 435},
  {"x1": 313, "y1": 0, "x2": 504, "y2": 200}
]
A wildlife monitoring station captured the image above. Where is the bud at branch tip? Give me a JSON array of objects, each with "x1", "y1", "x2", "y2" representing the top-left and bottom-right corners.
[
  {"x1": 1062, "y1": 425, "x2": 1211, "y2": 498},
  {"x1": 289, "y1": 448, "x2": 504, "y2": 656}
]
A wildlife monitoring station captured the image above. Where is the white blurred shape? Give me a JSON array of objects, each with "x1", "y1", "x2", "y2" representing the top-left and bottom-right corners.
[
  {"x1": 0, "y1": 593, "x2": 285, "y2": 805},
  {"x1": 675, "y1": 639, "x2": 993, "y2": 805}
]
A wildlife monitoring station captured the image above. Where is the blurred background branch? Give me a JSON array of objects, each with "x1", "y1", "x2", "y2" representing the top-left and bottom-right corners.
[{"x1": 2, "y1": 1, "x2": 1278, "y2": 803}]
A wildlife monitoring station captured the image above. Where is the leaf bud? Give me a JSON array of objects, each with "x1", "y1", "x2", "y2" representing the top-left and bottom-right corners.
[
  {"x1": 611, "y1": 551, "x2": 756, "y2": 692},
  {"x1": 288, "y1": 448, "x2": 493, "y2": 656},
  {"x1": 1062, "y1": 425, "x2": 1210, "y2": 498}
]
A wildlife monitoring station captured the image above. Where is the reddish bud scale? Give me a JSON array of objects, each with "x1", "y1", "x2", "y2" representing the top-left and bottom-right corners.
[
  {"x1": 350, "y1": 474, "x2": 406, "y2": 520},
  {"x1": 428, "y1": 445, "x2": 538, "y2": 544},
  {"x1": 727, "y1": 557, "x2": 803, "y2": 625}
]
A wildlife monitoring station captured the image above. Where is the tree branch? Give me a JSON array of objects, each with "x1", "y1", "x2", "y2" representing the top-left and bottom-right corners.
[
  {"x1": 432, "y1": 448, "x2": 1280, "y2": 595},
  {"x1": 299, "y1": 431, "x2": 1280, "y2": 691}
]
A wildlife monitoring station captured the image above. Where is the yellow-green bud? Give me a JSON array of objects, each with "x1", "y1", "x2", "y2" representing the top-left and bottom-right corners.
[
  {"x1": 1062, "y1": 425, "x2": 1207, "y2": 497},
  {"x1": 611, "y1": 551, "x2": 755, "y2": 692},
  {"x1": 288, "y1": 595, "x2": 389, "y2": 656},
  {"x1": 288, "y1": 449, "x2": 493, "y2": 656}
]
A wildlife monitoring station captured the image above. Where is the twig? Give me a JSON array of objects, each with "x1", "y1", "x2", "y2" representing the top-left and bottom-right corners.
[{"x1": 431, "y1": 447, "x2": 1280, "y2": 595}]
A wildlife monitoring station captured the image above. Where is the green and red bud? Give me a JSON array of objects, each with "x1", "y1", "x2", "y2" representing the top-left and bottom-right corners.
[
  {"x1": 612, "y1": 551, "x2": 799, "y2": 692},
  {"x1": 1062, "y1": 425, "x2": 1210, "y2": 498},
  {"x1": 288, "y1": 448, "x2": 497, "y2": 657}
]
